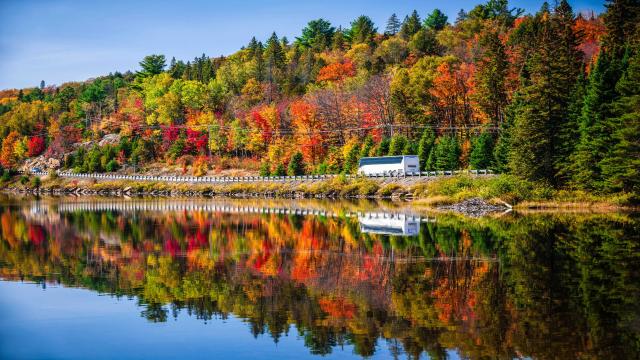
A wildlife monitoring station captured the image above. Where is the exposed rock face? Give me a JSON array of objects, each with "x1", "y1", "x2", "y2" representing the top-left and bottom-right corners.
[
  {"x1": 98, "y1": 134, "x2": 121, "y2": 146},
  {"x1": 437, "y1": 198, "x2": 508, "y2": 217},
  {"x1": 20, "y1": 156, "x2": 61, "y2": 171}
]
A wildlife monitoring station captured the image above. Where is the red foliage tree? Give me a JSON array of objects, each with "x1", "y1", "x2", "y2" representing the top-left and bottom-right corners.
[
  {"x1": 27, "y1": 136, "x2": 45, "y2": 157},
  {"x1": 317, "y1": 60, "x2": 356, "y2": 82},
  {"x1": 251, "y1": 110, "x2": 273, "y2": 143},
  {"x1": 184, "y1": 129, "x2": 208, "y2": 155}
]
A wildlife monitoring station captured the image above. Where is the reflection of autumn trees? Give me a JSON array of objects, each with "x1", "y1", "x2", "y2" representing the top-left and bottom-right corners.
[{"x1": 0, "y1": 205, "x2": 638, "y2": 359}]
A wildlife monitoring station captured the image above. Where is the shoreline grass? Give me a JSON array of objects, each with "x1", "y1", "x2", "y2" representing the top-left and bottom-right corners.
[{"x1": 2, "y1": 173, "x2": 636, "y2": 210}]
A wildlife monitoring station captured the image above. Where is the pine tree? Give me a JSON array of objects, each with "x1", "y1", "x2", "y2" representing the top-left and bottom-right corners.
[
  {"x1": 264, "y1": 32, "x2": 286, "y2": 100},
  {"x1": 359, "y1": 136, "x2": 374, "y2": 157},
  {"x1": 555, "y1": 72, "x2": 586, "y2": 182},
  {"x1": 432, "y1": 135, "x2": 460, "y2": 170},
  {"x1": 509, "y1": 2, "x2": 582, "y2": 183},
  {"x1": 475, "y1": 30, "x2": 509, "y2": 125},
  {"x1": 417, "y1": 128, "x2": 436, "y2": 170},
  {"x1": 600, "y1": 40, "x2": 640, "y2": 194},
  {"x1": 272, "y1": 163, "x2": 286, "y2": 176},
  {"x1": 259, "y1": 161, "x2": 271, "y2": 176},
  {"x1": 400, "y1": 10, "x2": 421, "y2": 39},
  {"x1": 469, "y1": 132, "x2": 495, "y2": 169},
  {"x1": 385, "y1": 13, "x2": 401, "y2": 35},
  {"x1": 287, "y1": 152, "x2": 305, "y2": 175},
  {"x1": 388, "y1": 135, "x2": 408, "y2": 155},
  {"x1": 375, "y1": 138, "x2": 391, "y2": 156},
  {"x1": 348, "y1": 15, "x2": 377, "y2": 44},
  {"x1": 424, "y1": 9, "x2": 448, "y2": 31},
  {"x1": 569, "y1": 0, "x2": 639, "y2": 190}
]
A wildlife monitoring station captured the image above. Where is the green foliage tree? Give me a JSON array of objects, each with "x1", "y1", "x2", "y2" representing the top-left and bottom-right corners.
[
  {"x1": 430, "y1": 135, "x2": 460, "y2": 170},
  {"x1": 259, "y1": 161, "x2": 271, "y2": 176},
  {"x1": 509, "y1": 2, "x2": 582, "y2": 183},
  {"x1": 388, "y1": 135, "x2": 408, "y2": 156},
  {"x1": 400, "y1": 10, "x2": 421, "y2": 39},
  {"x1": 137, "y1": 54, "x2": 166, "y2": 79},
  {"x1": 385, "y1": 13, "x2": 401, "y2": 35},
  {"x1": 297, "y1": 19, "x2": 335, "y2": 50},
  {"x1": 470, "y1": 132, "x2": 495, "y2": 169},
  {"x1": 348, "y1": 16, "x2": 377, "y2": 44},
  {"x1": 272, "y1": 163, "x2": 286, "y2": 176},
  {"x1": 599, "y1": 41, "x2": 640, "y2": 193},
  {"x1": 417, "y1": 128, "x2": 436, "y2": 170},
  {"x1": 424, "y1": 9, "x2": 448, "y2": 30},
  {"x1": 287, "y1": 152, "x2": 305, "y2": 175}
]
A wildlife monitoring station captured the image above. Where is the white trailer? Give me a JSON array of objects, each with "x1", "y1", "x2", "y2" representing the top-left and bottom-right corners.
[
  {"x1": 358, "y1": 155, "x2": 420, "y2": 176},
  {"x1": 358, "y1": 213, "x2": 420, "y2": 236}
]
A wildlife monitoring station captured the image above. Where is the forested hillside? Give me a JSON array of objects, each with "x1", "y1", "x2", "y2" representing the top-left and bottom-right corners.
[{"x1": 0, "y1": 0, "x2": 638, "y2": 194}]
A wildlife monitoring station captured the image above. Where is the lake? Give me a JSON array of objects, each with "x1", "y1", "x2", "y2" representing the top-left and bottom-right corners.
[{"x1": 0, "y1": 196, "x2": 638, "y2": 359}]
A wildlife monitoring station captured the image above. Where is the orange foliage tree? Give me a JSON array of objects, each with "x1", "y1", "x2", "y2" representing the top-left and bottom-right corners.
[
  {"x1": 0, "y1": 131, "x2": 20, "y2": 168},
  {"x1": 290, "y1": 100, "x2": 325, "y2": 164}
]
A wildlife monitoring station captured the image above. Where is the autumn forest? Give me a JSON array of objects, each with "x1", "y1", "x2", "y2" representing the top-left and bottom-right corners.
[{"x1": 0, "y1": 0, "x2": 638, "y2": 196}]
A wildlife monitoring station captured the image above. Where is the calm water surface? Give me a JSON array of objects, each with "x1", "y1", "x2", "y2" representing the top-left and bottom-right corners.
[{"x1": 0, "y1": 196, "x2": 638, "y2": 359}]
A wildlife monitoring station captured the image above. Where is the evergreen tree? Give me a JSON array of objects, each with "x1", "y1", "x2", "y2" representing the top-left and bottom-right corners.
[
  {"x1": 424, "y1": 9, "x2": 448, "y2": 31},
  {"x1": 375, "y1": 138, "x2": 391, "y2": 156},
  {"x1": 475, "y1": 30, "x2": 509, "y2": 125},
  {"x1": 287, "y1": 152, "x2": 305, "y2": 175},
  {"x1": 408, "y1": 29, "x2": 440, "y2": 56},
  {"x1": 259, "y1": 161, "x2": 271, "y2": 176},
  {"x1": 388, "y1": 135, "x2": 408, "y2": 155},
  {"x1": 137, "y1": 54, "x2": 166, "y2": 78},
  {"x1": 385, "y1": 13, "x2": 401, "y2": 35},
  {"x1": 264, "y1": 32, "x2": 286, "y2": 100},
  {"x1": 348, "y1": 16, "x2": 377, "y2": 44},
  {"x1": 508, "y1": 2, "x2": 582, "y2": 183},
  {"x1": 569, "y1": 0, "x2": 639, "y2": 190},
  {"x1": 343, "y1": 144, "x2": 360, "y2": 174},
  {"x1": 599, "y1": 41, "x2": 640, "y2": 194},
  {"x1": 417, "y1": 128, "x2": 436, "y2": 170},
  {"x1": 469, "y1": 132, "x2": 495, "y2": 169},
  {"x1": 359, "y1": 136, "x2": 374, "y2": 157},
  {"x1": 400, "y1": 10, "x2": 421, "y2": 39},
  {"x1": 555, "y1": 71, "x2": 586, "y2": 182},
  {"x1": 272, "y1": 163, "x2": 286, "y2": 176},
  {"x1": 432, "y1": 135, "x2": 460, "y2": 170},
  {"x1": 298, "y1": 19, "x2": 335, "y2": 50}
]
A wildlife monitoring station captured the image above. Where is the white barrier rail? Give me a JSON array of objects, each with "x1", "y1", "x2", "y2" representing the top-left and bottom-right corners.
[{"x1": 25, "y1": 169, "x2": 494, "y2": 183}]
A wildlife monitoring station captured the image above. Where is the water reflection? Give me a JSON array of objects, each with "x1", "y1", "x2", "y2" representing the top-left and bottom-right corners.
[{"x1": 0, "y1": 197, "x2": 639, "y2": 359}]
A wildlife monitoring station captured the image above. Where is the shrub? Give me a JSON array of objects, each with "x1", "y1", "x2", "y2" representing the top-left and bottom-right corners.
[
  {"x1": 378, "y1": 183, "x2": 402, "y2": 197},
  {"x1": 192, "y1": 156, "x2": 208, "y2": 177},
  {"x1": 259, "y1": 161, "x2": 271, "y2": 176},
  {"x1": 20, "y1": 175, "x2": 29, "y2": 185},
  {"x1": 105, "y1": 159, "x2": 119, "y2": 172},
  {"x1": 30, "y1": 176, "x2": 41, "y2": 188},
  {"x1": 47, "y1": 169, "x2": 59, "y2": 179}
]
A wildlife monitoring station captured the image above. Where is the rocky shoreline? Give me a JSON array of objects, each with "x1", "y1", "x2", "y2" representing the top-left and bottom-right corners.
[
  {"x1": 2, "y1": 185, "x2": 413, "y2": 200},
  {"x1": 437, "y1": 197, "x2": 510, "y2": 217},
  {"x1": 4, "y1": 186, "x2": 514, "y2": 217}
]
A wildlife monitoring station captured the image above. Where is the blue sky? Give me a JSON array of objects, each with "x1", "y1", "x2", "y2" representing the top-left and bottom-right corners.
[{"x1": 0, "y1": 0, "x2": 605, "y2": 89}]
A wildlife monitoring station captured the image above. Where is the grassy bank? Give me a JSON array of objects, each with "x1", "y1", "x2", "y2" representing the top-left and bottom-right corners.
[{"x1": 2, "y1": 173, "x2": 636, "y2": 209}]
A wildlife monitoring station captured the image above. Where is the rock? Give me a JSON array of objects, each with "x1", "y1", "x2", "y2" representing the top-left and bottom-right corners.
[
  {"x1": 437, "y1": 197, "x2": 508, "y2": 217},
  {"x1": 20, "y1": 156, "x2": 61, "y2": 172},
  {"x1": 98, "y1": 134, "x2": 121, "y2": 147}
]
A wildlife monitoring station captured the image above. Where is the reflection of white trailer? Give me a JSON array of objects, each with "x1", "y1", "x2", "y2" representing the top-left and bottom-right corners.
[
  {"x1": 358, "y1": 155, "x2": 420, "y2": 176},
  {"x1": 358, "y1": 213, "x2": 420, "y2": 236}
]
